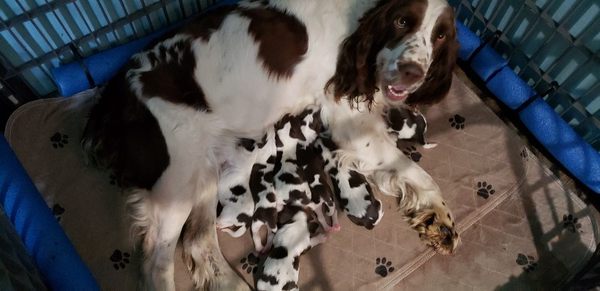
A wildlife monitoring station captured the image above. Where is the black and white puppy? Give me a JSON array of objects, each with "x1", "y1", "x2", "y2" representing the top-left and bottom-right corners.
[
  {"x1": 255, "y1": 106, "x2": 344, "y2": 252},
  {"x1": 297, "y1": 139, "x2": 339, "y2": 232},
  {"x1": 256, "y1": 205, "x2": 327, "y2": 291},
  {"x1": 383, "y1": 107, "x2": 436, "y2": 149},
  {"x1": 216, "y1": 137, "x2": 272, "y2": 238}
]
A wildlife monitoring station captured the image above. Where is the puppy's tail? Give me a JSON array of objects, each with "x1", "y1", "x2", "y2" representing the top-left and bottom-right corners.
[{"x1": 181, "y1": 198, "x2": 250, "y2": 291}]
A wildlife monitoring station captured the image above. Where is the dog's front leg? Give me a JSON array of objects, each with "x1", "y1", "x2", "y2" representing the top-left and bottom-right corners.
[
  {"x1": 372, "y1": 151, "x2": 460, "y2": 254},
  {"x1": 127, "y1": 166, "x2": 195, "y2": 291}
]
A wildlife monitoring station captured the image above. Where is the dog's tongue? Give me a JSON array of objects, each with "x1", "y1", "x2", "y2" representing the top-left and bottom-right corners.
[
  {"x1": 391, "y1": 84, "x2": 407, "y2": 92},
  {"x1": 387, "y1": 84, "x2": 409, "y2": 100}
]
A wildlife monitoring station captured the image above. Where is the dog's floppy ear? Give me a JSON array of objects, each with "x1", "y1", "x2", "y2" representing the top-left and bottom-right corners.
[
  {"x1": 406, "y1": 20, "x2": 459, "y2": 106},
  {"x1": 325, "y1": 3, "x2": 392, "y2": 108}
]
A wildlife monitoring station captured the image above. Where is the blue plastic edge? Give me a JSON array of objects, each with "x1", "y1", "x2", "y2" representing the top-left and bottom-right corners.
[
  {"x1": 519, "y1": 99, "x2": 600, "y2": 193},
  {"x1": 455, "y1": 23, "x2": 600, "y2": 193},
  {"x1": 455, "y1": 21, "x2": 482, "y2": 61},
  {"x1": 0, "y1": 136, "x2": 100, "y2": 290},
  {"x1": 486, "y1": 66, "x2": 537, "y2": 110},
  {"x1": 470, "y1": 43, "x2": 508, "y2": 82}
]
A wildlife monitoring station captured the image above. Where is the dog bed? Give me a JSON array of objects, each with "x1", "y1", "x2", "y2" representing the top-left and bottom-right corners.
[{"x1": 5, "y1": 72, "x2": 598, "y2": 290}]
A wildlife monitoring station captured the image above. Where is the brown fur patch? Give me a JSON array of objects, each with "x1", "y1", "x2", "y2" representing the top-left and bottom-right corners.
[
  {"x1": 240, "y1": 7, "x2": 308, "y2": 79},
  {"x1": 82, "y1": 67, "x2": 170, "y2": 190},
  {"x1": 138, "y1": 39, "x2": 210, "y2": 110}
]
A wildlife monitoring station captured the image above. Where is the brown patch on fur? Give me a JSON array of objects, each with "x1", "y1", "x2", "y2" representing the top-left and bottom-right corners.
[
  {"x1": 138, "y1": 39, "x2": 210, "y2": 110},
  {"x1": 326, "y1": 0, "x2": 427, "y2": 108},
  {"x1": 82, "y1": 68, "x2": 170, "y2": 190},
  {"x1": 240, "y1": 7, "x2": 308, "y2": 79},
  {"x1": 406, "y1": 7, "x2": 458, "y2": 106}
]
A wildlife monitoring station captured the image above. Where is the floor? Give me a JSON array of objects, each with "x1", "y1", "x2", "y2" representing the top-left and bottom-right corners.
[{"x1": 455, "y1": 64, "x2": 600, "y2": 288}]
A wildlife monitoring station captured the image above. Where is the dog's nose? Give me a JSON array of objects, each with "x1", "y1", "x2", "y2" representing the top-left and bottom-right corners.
[{"x1": 397, "y1": 62, "x2": 425, "y2": 85}]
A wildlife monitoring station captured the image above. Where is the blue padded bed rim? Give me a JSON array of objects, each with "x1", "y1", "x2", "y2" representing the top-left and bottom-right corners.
[
  {"x1": 0, "y1": 136, "x2": 99, "y2": 290},
  {"x1": 455, "y1": 21, "x2": 600, "y2": 193}
]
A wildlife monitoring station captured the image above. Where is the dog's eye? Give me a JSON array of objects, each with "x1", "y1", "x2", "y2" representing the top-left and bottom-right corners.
[
  {"x1": 394, "y1": 17, "x2": 407, "y2": 29},
  {"x1": 437, "y1": 33, "x2": 446, "y2": 40}
]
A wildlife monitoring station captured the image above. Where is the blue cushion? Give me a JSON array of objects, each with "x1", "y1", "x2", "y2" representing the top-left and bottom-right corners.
[
  {"x1": 0, "y1": 136, "x2": 99, "y2": 290},
  {"x1": 455, "y1": 21, "x2": 482, "y2": 61},
  {"x1": 470, "y1": 44, "x2": 508, "y2": 82},
  {"x1": 486, "y1": 66, "x2": 537, "y2": 110},
  {"x1": 519, "y1": 99, "x2": 600, "y2": 193}
]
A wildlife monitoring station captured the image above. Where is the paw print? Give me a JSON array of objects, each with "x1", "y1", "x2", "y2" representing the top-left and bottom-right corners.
[
  {"x1": 449, "y1": 114, "x2": 465, "y2": 130},
  {"x1": 50, "y1": 132, "x2": 69, "y2": 148},
  {"x1": 516, "y1": 253, "x2": 537, "y2": 272},
  {"x1": 110, "y1": 249, "x2": 131, "y2": 270},
  {"x1": 476, "y1": 181, "x2": 495, "y2": 199},
  {"x1": 108, "y1": 173, "x2": 121, "y2": 187},
  {"x1": 52, "y1": 204, "x2": 65, "y2": 222},
  {"x1": 403, "y1": 146, "x2": 422, "y2": 162},
  {"x1": 374, "y1": 257, "x2": 395, "y2": 277},
  {"x1": 562, "y1": 214, "x2": 582, "y2": 233},
  {"x1": 240, "y1": 253, "x2": 259, "y2": 274},
  {"x1": 520, "y1": 148, "x2": 529, "y2": 160}
]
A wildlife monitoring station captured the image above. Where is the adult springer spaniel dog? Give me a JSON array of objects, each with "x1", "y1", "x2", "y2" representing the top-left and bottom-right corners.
[{"x1": 82, "y1": 0, "x2": 459, "y2": 290}]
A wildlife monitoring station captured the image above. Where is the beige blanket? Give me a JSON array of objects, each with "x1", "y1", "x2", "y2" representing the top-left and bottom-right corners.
[{"x1": 5, "y1": 74, "x2": 598, "y2": 290}]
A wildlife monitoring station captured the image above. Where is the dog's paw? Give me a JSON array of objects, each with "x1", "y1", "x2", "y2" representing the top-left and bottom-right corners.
[{"x1": 405, "y1": 200, "x2": 459, "y2": 255}]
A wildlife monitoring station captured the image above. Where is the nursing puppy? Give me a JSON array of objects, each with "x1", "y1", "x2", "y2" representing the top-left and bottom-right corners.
[
  {"x1": 256, "y1": 205, "x2": 327, "y2": 291},
  {"x1": 384, "y1": 107, "x2": 437, "y2": 149}
]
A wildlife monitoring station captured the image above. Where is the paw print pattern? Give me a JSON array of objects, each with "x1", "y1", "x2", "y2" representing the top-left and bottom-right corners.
[
  {"x1": 476, "y1": 181, "x2": 496, "y2": 199},
  {"x1": 403, "y1": 146, "x2": 422, "y2": 162},
  {"x1": 563, "y1": 214, "x2": 582, "y2": 233},
  {"x1": 449, "y1": 114, "x2": 465, "y2": 130},
  {"x1": 52, "y1": 204, "x2": 65, "y2": 222},
  {"x1": 240, "y1": 253, "x2": 259, "y2": 274},
  {"x1": 50, "y1": 132, "x2": 69, "y2": 148},
  {"x1": 109, "y1": 173, "x2": 121, "y2": 187},
  {"x1": 520, "y1": 148, "x2": 529, "y2": 161},
  {"x1": 374, "y1": 257, "x2": 395, "y2": 277},
  {"x1": 516, "y1": 253, "x2": 537, "y2": 272},
  {"x1": 110, "y1": 249, "x2": 131, "y2": 270}
]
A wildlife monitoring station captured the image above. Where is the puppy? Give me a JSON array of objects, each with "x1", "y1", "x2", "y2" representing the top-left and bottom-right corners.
[
  {"x1": 256, "y1": 205, "x2": 327, "y2": 291},
  {"x1": 216, "y1": 136, "x2": 274, "y2": 238},
  {"x1": 331, "y1": 167, "x2": 384, "y2": 230},
  {"x1": 297, "y1": 140, "x2": 339, "y2": 232},
  {"x1": 383, "y1": 107, "x2": 436, "y2": 149}
]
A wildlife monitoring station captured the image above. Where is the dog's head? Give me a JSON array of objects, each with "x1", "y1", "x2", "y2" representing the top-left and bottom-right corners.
[
  {"x1": 327, "y1": 0, "x2": 458, "y2": 108},
  {"x1": 405, "y1": 200, "x2": 459, "y2": 255}
]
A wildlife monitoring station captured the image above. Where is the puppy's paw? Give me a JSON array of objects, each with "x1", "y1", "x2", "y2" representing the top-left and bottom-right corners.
[{"x1": 405, "y1": 201, "x2": 459, "y2": 255}]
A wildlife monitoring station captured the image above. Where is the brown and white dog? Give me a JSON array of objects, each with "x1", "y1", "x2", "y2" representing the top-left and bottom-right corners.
[{"x1": 82, "y1": 0, "x2": 459, "y2": 290}]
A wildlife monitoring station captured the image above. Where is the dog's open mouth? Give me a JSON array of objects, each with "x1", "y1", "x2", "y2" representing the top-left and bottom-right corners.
[{"x1": 385, "y1": 84, "x2": 409, "y2": 101}]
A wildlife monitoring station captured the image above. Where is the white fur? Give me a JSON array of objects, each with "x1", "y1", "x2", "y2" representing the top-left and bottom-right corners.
[{"x1": 394, "y1": 120, "x2": 418, "y2": 139}]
